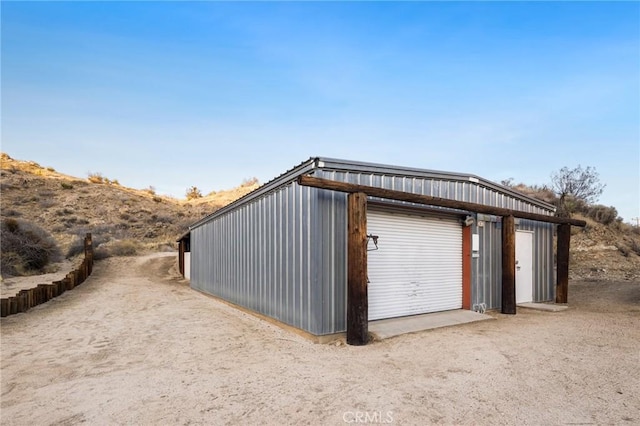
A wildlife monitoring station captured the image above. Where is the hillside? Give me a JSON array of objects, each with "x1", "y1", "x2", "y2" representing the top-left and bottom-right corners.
[
  {"x1": 507, "y1": 183, "x2": 640, "y2": 282},
  {"x1": 1, "y1": 153, "x2": 639, "y2": 281},
  {"x1": 0, "y1": 153, "x2": 258, "y2": 271}
]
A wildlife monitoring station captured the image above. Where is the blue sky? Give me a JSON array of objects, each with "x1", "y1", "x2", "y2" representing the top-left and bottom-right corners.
[{"x1": 2, "y1": 2, "x2": 639, "y2": 221}]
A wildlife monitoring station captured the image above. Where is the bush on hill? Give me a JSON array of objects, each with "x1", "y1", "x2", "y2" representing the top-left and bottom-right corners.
[{"x1": 0, "y1": 218, "x2": 62, "y2": 276}]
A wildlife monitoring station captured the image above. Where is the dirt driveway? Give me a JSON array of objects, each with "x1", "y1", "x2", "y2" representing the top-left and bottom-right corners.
[{"x1": 1, "y1": 253, "x2": 639, "y2": 425}]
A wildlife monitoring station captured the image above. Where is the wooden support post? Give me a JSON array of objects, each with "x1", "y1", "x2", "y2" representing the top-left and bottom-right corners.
[
  {"x1": 86, "y1": 233, "x2": 93, "y2": 275},
  {"x1": 37, "y1": 285, "x2": 46, "y2": 304},
  {"x1": 0, "y1": 298, "x2": 9, "y2": 317},
  {"x1": 347, "y1": 192, "x2": 369, "y2": 346},
  {"x1": 178, "y1": 240, "x2": 185, "y2": 276},
  {"x1": 556, "y1": 223, "x2": 571, "y2": 304},
  {"x1": 68, "y1": 271, "x2": 76, "y2": 289},
  {"x1": 17, "y1": 291, "x2": 26, "y2": 313},
  {"x1": 53, "y1": 280, "x2": 65, "y2": 296},
  {"x1": 501, "y1": 215, "x2": 516, "y2": 315}
]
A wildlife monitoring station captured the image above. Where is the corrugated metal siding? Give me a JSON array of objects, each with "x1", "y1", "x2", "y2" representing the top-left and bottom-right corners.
[
  {"x1": 470, "y1": 216, "x2": 554, "y2": 310},
  {"x1": 316, "y1": 188, "x2": 348, "y2": 334},
  {"x1": 190, "y1": 182, "x2": 323, "y2": 334},
  {"x1": 190, "y1": 159, "x2": 556, "y2": 336},
  {"x1": 518, "y1": 219, "x2": 555, "y2": 303},
  {"x1": 316, "y1": 169, "x2": 555, "y2": 314}
]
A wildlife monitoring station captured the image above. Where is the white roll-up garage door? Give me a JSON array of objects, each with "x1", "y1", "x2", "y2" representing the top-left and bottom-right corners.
[{"x1": 367, "y1": 208, "x2": 462, "y2": 321}]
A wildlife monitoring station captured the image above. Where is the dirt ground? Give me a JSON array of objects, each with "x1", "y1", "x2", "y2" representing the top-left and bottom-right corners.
[{"x1": 1, "y1": 253, "x2": 638, "y2": 425}]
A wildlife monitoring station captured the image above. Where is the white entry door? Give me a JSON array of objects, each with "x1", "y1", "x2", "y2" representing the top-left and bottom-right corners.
[
  {"x1": 515, "y1": 231, "x2": 533, "y2": 303},
  {"x1": 367, "y1": 208, "x2": 462, "y2": 320}
]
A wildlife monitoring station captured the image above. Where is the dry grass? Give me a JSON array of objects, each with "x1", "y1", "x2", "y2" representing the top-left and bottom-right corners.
[{"x1": 0, "y1": 152, "x2": 259, "y2": 274}]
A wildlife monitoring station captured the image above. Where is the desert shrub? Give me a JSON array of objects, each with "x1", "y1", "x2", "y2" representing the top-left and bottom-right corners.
[
  {"x1": 92, "y1": 249, "x2": 108, "y2": 260},
  {"x1": 66, "y1": 237, "x2": 86, "y2": 258},
  {"x1": 93, "y1": 239, "x2": 140, "y2": 259},
  {"x1": 4, "y1": 209, "x2": 21, "y2": 217},
  {"x1": 39, "y1": 198, "x2": 57, "y2": 208},
  {"x1": 56, "y1": 208, "x2": 74, "y2": 216},
  {"x1": 152, "y1": 196, "x2": 162, "y2": 203},
  {"x1": 46, "y1": 167, "x2": 55, "y2": 172},
  {"x1": 61, "y1": 182, "x2": 74, "y2": 190},
  {"x1": 185, "y1": 186, "x2": 203, "y2": 200},
  {"x1": 617, "y1": 244, "x2": 630, "y2": 257},
  {"x1": 110, "y1": 240, "x2": 139, "y2": 256},
  {"x1": 64, "y1": 217, "x2": 89, "y2": 226},
  {"x1": 87, "y1": 172, "x2": 105, "y2": 184},
  {"x1": 0, "y1": 218, "x2": 61, "y2": 276},
  {"x1": 119, "y1": 212, "x2": 131, "y2": 221},
  {"x1": 144, "y1": 230, "x2": 157, "y2": 238},
  {"x1": 556, "y1": 196, "x2": 589, "y2": 217},
  {"x1": 146, "y1": 186, "x2": 156, "y2": 195},
  {"x1": 67, "y1": 232, "x2": 109, "y2": 259},
  {"x1": 241, "y1": 177, "x2": 259, "y2": 187},
  {"x1": 630, "y1": 240, "x2": 640, "y2": 256},
  {"x1": 587, "y1": 205, "x2": 618, "y2": 225},
  {"x1": 149, "y1": 214, "x2": 173, "y2": 224}
]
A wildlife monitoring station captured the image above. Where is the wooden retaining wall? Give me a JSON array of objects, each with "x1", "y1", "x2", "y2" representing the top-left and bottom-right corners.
[{"x1": 0, "y1": 233, "x2": 94, "y2": 318}]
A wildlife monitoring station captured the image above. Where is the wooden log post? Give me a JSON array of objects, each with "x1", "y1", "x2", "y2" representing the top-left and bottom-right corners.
[
  {"x1": 9, "y1": 297, "x2": 17, "y2": 315},
  {"x1": 77, "y1": 263, "x2": 85, "y2": 285},
  {"x1": 178, "y1": 240, "x2": 185, "y2": 276},
  {"x1": 501, "y1": 215, "x2": 517, "y2": 315},
  {"x1": 24, "y1": 289, "x2": 33, "y2": 310},
  {"x1": 347, "y1": 192, "x2": 369, "y2": 346},
  {"x1": 17, "y1": 290, "x2": 25, "y2": 312},
  {"x1": 84, "y1": 258, "x2": 89, "y2": 279},
  {"x1": 85, "y1": 233, "x2": 93, "y2": 275},
  {"x1": 68, "y1": 271, "x2": 76, "y2": 289},
  {"x1": 53, "y1": 280, "x2": 65, "y2": 296},
  {"x1": 76, "y1": 266, "x2": 83, "y2": 285},
  {"x1": 63, "y1": 277, "x2": 72, "y2": 291},
  {"x1": 37, "y1": 284, "x2": 47, "y2": 304},
  {"x1": 556, "y1": 223, "x2": 571, "y2": 304},
  {"x1": 0, "y1": 298, "x2": 9, "y2": 317}
]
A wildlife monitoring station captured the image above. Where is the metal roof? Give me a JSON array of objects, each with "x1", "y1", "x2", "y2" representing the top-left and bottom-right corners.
[{"x1": 189, "y1": 157, "x2": 556, "y2": 230}]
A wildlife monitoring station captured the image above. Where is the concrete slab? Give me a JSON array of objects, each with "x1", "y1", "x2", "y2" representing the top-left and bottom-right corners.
[
  {"x1": 369, "y1": 309, "x2": 493, "y2": 340},
  {"x1": 517, "y1": 302, "x2": 568, "y2": 312}
]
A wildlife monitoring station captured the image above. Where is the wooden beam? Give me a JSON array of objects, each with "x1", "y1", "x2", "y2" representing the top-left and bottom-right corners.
[
  {"x1": 298, "y1": 175, "x2": 586, "y2": 227},
  {"x1": 556, "y1": 223, "x2": 571, "y2": 303},
  {"x1": 501, "y1": 215, "x2": 516, "y2": 314},
  {"x1": 178, "y1": 240, "x2": 185, "y2": 275},
  {"x1": 347, "y1": 192, "x2": 369, "y2": 346}
]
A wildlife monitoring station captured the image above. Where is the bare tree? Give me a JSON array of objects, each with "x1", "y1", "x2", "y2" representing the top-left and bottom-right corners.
[{"x1": 551, "y1": 165, "x2": 605, "y2": 217}]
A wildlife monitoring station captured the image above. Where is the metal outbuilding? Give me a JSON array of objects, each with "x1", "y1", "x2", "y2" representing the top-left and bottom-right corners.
[{"x1": 188, "y1": 157, "x2": 559, "y2": 338}]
